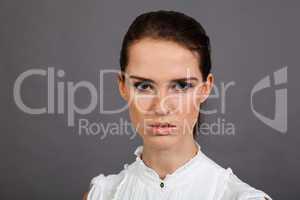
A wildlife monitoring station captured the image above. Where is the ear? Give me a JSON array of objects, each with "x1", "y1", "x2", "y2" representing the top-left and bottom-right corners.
[
  {"x1": 198, "y1": 73, "x2": 214, "y2": 104},
  {"x1": 118, "y1": 72, "x2": 129, "y2": 101}
]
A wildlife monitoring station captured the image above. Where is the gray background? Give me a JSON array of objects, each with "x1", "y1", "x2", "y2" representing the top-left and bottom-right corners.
[{"x1": 1, "y1": 0, "x2": 299, "y2": 199}]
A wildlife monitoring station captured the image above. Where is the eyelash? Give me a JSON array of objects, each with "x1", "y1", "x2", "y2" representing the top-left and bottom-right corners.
[
  {"x1": 133, "y1": 81, "x2": 194, "y2": 92},
  {"x1": 133, "y1": 82, "x2": 153, "y2": 92},
  {"x1": 173, "y1": 81, "x2": 194, "y2": 91}
]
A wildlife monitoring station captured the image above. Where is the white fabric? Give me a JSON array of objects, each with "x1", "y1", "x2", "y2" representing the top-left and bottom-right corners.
[{"x1": 87, "y1": 142, "x2": 272, "y2": 200}]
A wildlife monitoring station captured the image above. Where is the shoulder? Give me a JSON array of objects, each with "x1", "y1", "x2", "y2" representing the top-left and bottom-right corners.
[
  {"x1": 199, "y1": 153, "x2": 272, "y2": 200},
  {"x1": 86, "y1": 163, "x2": 131, "y2": 200},
  {"x1": 218, "y1": 168, "x2": 273, "y2": 200}
]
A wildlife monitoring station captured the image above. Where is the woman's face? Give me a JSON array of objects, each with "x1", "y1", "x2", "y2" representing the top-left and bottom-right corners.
[{"x1": 118, "y1": 38, "x2": 213, "y2": 150}]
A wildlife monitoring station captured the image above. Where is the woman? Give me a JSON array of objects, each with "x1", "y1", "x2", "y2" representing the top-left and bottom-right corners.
[{"x1": 85, "y1": 10, "x2": 272, "y2": 200}]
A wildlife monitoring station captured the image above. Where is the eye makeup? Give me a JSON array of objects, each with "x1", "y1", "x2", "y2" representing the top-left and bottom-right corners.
[{"x1": 132, "y1": 80, "x2": 195, "y2": 93}]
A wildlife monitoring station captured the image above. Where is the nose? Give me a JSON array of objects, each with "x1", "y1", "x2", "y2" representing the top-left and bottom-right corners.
[{"x1": 152, "y1": 89, "x2": 171, "y2": 116}]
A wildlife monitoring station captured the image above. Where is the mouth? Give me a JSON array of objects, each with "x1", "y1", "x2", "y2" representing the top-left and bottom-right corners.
[{"x1": 147, "y1": 122, "x2": 177, "y2": 135}]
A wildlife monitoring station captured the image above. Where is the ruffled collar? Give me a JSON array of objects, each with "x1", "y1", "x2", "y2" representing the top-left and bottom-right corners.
[{"x1": 132, "y1": 141, "x2": 204, "y2": 190}]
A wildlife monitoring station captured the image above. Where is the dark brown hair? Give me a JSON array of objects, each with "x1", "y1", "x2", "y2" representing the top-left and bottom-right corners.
[{"x1": 119, "y1": 10, "x2": 212, "y2": 139}]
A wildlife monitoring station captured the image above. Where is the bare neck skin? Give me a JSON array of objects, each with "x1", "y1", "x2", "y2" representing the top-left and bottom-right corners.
[{"x1": 141, "y1": 139, "x2": 198, "y2": 180}]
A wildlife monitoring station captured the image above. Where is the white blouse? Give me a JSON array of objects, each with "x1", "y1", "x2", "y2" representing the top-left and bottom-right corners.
[{"x1": 87, "y1": 142, "x2": 272, "y2": 200}]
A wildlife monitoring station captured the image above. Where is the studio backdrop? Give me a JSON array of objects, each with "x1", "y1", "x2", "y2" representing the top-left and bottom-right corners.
[{"x1": 1, "y1": 0, "x2": 299, "y2": 199}]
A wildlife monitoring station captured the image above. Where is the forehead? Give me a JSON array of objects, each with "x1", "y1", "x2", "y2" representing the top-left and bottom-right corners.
[{"x1": 126, "y1": 38, "x2": 202, "y2": 82}]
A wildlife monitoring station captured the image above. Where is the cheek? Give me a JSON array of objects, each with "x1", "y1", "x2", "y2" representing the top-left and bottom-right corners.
[
  {"x1": 174, "y1": 93, "x2": 201, "y2": 130},
  {"x1": 128, "y1": 97, "x2": 151, "y2": 132},
  {"x1": 133, "y1": 94, "x2": 154, "y2": 113},
  {"x1": 128, "y1": 103, "x2": 143, "y2": 127},
  {"x1": 173, "y1": 92, "x2": 201, "y2": 116}
]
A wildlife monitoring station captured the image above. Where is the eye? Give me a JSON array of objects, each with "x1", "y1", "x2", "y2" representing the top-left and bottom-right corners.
[
  {"x1": 133, "y1": 81, "x2": 154, "y2": 92},
  {"x1": 172, "y1": 81, "x2": 194, "y2": 91}
]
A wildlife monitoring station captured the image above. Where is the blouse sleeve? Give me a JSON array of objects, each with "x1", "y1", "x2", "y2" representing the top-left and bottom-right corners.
[
  {"x1": 221, "y1": 169, "x2": 273, "y2": 200},
  {"x1": 86, "y1": 167, "x2": 128, "y2": 200},
  {"x1": 87, "y1": 174, "x2": 106, "y2": 200}
]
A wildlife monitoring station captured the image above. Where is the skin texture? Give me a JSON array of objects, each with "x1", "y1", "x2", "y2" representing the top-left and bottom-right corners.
[
  {"x1": 83, "y1": 38, "x2": 270, "y2": 199},
  {"x1": 118, "y1": 38, "x2": 214, "y2": 179},
  {"x1": 83, "y1": 38, "x2": 214, "y2": 198}
]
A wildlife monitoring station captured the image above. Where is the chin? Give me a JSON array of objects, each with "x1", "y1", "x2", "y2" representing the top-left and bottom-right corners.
[{"x1": 143, "y1": 134, "x2": 180, "y2": 150}]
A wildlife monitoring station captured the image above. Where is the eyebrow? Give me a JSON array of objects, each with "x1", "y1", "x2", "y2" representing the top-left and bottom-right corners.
[{"x1": 128, "y1": 75, "x2": 199, "y2": 83}]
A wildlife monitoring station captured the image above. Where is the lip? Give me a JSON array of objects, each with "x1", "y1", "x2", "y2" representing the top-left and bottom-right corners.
[{"x1": 147, "y1": 122, "x2": 177, "y2": 135}]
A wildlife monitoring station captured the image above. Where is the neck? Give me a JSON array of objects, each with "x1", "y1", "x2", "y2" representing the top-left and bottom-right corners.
[{"x1": 141, "y1": 139, "x2": 198, "y2": 180}]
